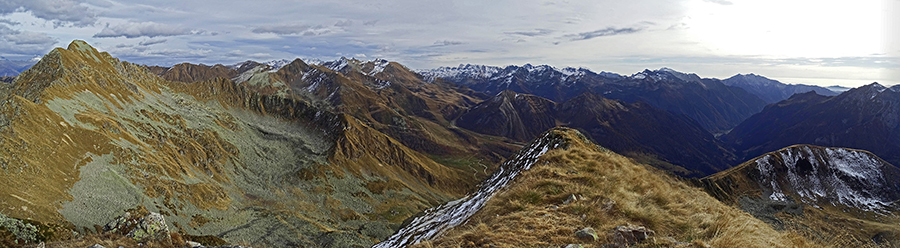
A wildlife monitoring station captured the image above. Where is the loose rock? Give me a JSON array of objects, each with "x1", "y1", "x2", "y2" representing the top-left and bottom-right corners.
[
  {"x1": 606, "y1": 223, "x2": 655, "y2": 247},
  {"x1": 575, "y1": 227, "x2": 598, "y2": 241}
]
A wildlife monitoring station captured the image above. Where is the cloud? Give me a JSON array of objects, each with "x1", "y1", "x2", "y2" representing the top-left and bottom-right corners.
[
  {"x1": 566, "y1": 27, "x2": 644, "y2": 41},
  {"x1": 251, "y1": 23, "x2": 309, "y2": 35},
  {"x1": 93, "y1": 22, "x2": 191, "y2": 38},
  {"x1": 334, "y1": 20, "x2": 352, "y2": 27},
  {"x1": 252, "y1": 23, "x2": 334, "y2": 36},
  {"x1": 505, "y1": 29, "x2": 554, "y2": 37},
  {"x1": 703, "y1": 0, "x2": 734, "y2": 5},
  {"x1": 433, "y1": 40, "x2": 464, "y2": 46},
  {"x1": 6, "y1": 31, "x2": 56, "y2": 45},
  {"x1": 0, "y1": 19, "x2": 19, "y2": 26},
  {"x1": 0, "y1": 0, "x2": 97, "y2": 27},
  {"x1": 138, "y1": 39, "x2": 167, "y2": 46},
  {"x1": 0, "y1": 25, "x2": 57, "y2": 56}
]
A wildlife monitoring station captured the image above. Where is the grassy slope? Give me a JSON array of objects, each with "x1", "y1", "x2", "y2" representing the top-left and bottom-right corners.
[{"x1": 416, "y1": 130, "x2": 817, "y2": 248}]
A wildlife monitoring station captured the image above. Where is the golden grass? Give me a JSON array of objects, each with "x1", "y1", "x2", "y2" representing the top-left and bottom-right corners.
[{"x1": 415, "y1": 143, "x2": 822, "y2": 248}]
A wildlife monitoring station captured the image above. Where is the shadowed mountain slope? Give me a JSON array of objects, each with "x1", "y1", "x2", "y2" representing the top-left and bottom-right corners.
[
  {"x1": 722, "y1": 83, "x2": 900, "y2": 166},
  {"x1": 456, "y1": 91, "x2": 735, "y2": 177}
]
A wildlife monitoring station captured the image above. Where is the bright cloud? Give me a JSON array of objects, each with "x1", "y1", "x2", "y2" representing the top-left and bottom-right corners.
[{"x1": 0, "y1": 0, "x2": 893, "y2": 87}]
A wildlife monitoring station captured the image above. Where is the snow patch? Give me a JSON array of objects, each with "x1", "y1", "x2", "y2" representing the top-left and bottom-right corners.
[
  {"x1": 753, "y1": 146, "x2": 890, "y2": 212},
  {"x1": 375, "y1": 131, "x2": 567, "y2": 247}
]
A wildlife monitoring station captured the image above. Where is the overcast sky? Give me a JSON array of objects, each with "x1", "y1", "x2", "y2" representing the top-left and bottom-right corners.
[{"x1": 0, "y1": 0, "x2": 896, "y2": 87}]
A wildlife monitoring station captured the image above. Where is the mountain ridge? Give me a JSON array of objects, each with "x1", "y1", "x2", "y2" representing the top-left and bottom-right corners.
[{"x1": 422, "y1": 64, "x2": 767, "y2": 132}]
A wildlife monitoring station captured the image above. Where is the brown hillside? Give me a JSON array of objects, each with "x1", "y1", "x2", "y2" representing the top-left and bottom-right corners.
[{"x1": 416, "y1": 128, "x2": 818, "y2": 248}]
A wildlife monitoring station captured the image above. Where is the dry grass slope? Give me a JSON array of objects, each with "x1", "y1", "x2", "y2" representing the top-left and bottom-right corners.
[{"x1": 416, "y1": 129, "x2": 819, "y2": 248}]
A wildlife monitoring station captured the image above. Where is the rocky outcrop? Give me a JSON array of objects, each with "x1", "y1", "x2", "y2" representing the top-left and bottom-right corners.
[{"x1": 103, "y1": 207, "x2": 170, "y2": 243}]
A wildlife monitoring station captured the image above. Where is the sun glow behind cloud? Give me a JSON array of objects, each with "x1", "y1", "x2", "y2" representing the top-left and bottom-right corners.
[{"x1": 684, "y1": 0, "x2": 884, "y2": 58}]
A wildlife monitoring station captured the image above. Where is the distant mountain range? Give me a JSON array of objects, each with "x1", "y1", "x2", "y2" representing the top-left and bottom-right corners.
[
  {"x1": 425, "y1": 65, "x2": 782, "y2": 133},
  {"x1": 722, "y1": 83, "x2": 900, "y2": 167},
  {"x1": 0, "y1": 59, "x2": 36, "y2": 77},
  {"x1": 722, "y1": 73, "x2": 837, "y2": 103}
]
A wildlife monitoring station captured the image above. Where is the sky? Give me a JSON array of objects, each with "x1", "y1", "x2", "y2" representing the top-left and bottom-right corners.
[{"x1": 0, "y1": 0, "x2": 896, "y2": 87}]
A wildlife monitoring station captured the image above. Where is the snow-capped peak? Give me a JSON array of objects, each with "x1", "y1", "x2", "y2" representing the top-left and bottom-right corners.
[
  {"x1": 366, "y1": 58, "x2": 390, "y2": 75},
  {"x1": 263, "y1": 59, "x2": 293, "y2": 70}
]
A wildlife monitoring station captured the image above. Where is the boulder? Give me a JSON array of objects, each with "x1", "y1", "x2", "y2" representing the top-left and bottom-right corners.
[
  {"x1": 565, "y1": 244, "x2": 584, "y2": 248},
  {"x1": 606, "y1": 223, "x2": 655, "y2": 247},
  {"x1": 574, "y1": 227, "x2": 598, "y2": 241}
]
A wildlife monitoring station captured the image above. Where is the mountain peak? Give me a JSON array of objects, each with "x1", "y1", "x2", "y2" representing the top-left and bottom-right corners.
[{"x1": 62, "y1": 40, "x2": 113, "y2": 65}]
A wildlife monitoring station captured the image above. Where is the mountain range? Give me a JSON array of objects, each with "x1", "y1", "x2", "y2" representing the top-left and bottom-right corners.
[
  {"x1": 423, "y1": 65, "x2": 771, "y2": 133},
  {"x1": 722, "y1": 73, "x2": 837, "y2": 104},
  {"x1": 722, "y1": 83, "x2": 900, "y2": 166},
  {"x1": 456, "y1": 90, "x2": 735, "y2": 176},
  {"x1": 0, "y1": 40, "x2": 897, "y2": 248}
]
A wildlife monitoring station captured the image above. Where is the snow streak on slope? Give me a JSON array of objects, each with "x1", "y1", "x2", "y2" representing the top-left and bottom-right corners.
[
  {"x1": 755, "y1": 146, "x2": 894, "y2": 212},
  {"x1": 374, "y1": 130, "x2": 570, "y2": 247}
]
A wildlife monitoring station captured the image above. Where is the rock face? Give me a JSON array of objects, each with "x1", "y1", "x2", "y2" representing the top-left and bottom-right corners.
[
  {"x1": 723, "y1": 83, "x2": 900, "y2": 167},
  {"x1": 423, "y1": 65, "x2": 766, "y2": 132},
  {"x1": 457, "y1": 91, "x2": 736, "y2": 177}
]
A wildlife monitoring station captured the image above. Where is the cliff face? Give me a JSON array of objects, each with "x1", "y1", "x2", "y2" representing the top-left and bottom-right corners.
[{"x1": 0, "y1": 40, "x2": 500, "y2": 247}]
